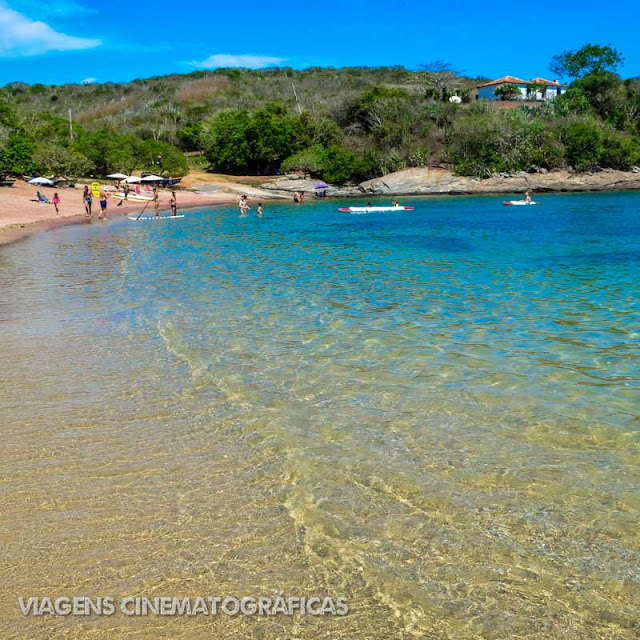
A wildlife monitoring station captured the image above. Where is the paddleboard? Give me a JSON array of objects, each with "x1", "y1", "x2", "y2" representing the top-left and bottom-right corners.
[
  {"x1": 128, "y1": 215, "x2": 185, "y2": 220},
  {"x1": 339, "y1": 206, "x2": 415, "y2": 212},
  {"x1": 502, "y1": 201, "x2": 540, "y2": 205},
  {"x1": 114, "y1": 193, "x2": 153, "y2": 202}
]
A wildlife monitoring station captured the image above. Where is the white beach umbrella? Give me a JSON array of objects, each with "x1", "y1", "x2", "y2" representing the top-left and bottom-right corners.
[
  {"x1": 123, "y1": 175, "x2": 142, "y2": 183},
  {"x1": 27, "y1": 176, "x2": 55, "y2": 186},
  {"x1": 107, "y1": 173, "x2": 128, "y2": 179},
  {"x1": 141, "y1": 174, "x2": 164, "y2": 182}
]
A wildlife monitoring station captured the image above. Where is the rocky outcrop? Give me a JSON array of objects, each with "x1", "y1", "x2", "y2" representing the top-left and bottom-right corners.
[
  {"x1": 358, "y1": 167, "x2": 640, "y2": 196},
  {"x1": 196, "y1": 167, "x2": 640, "y2": 202}
]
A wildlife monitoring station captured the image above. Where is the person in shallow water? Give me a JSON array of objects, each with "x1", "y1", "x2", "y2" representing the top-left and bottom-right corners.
[{"x1": 239, "y1": 195, "x2": 249, "y2": 216}]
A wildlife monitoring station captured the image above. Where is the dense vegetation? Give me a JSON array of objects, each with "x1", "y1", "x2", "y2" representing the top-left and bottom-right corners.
[{"x1": 1, "y1": 45, "x2": 639, "y2": 183}]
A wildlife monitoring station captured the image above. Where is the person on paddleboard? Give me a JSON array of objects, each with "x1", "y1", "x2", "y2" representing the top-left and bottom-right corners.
[
  {"x1": 169, "y1": 191, "x2": 177, "y2": 217},
  {"x1": 153, "y1": 187, "x2": 160, "y2": 218},
  {"x1": 524, "y1": 192, "x2": 532, "y2": 203}
]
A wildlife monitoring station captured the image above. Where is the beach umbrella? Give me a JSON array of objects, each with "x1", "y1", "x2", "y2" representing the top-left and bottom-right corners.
[
  {"x1": 123, "y1": 176, "x2": 142, "y2": 183},
  {"x1": 107, "y1": 173, "x2": 128, "y2": 179},
  {"x1": 141, "y1": 174, "x2": 164, "y2": 182},
  {"x1": 27, "y1": 177, "x2": 55, "y2": 186}
]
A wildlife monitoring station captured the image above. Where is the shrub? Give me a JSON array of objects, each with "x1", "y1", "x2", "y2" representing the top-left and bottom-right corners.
[{"x1": 563, "y1": 118, "x2": 604, "y2": 171}]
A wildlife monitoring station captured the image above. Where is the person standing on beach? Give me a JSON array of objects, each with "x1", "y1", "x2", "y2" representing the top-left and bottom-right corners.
[
  {"x1": 98, "y1": 187, "x2": 109, "y2": 220},
  {"x1": 83, "y1": 186, "x2": 92, "y2": 217},
  {"x1": 169, "y1": 191, "x2": 178, "y2": 217},
  {"x1": 153, "y1": 187, "x2": 160, "y2": 218},
  {"x1": 117, "y1": 183, "x2": 129, "y2": 207},
  {"x1": 239, "y1": 195, "x2": 249, "y2": 217},
  {"x1": 53, "y1": 192, "x2": 60, "y2": 214}
]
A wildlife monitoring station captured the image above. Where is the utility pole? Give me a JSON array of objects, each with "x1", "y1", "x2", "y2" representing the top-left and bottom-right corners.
[
  {"x1": 291, "y1": 83, "x2": 302, "y2": 114},
  {"x1": 68, "y1": 108, "x2": 74, "y2": 145}
]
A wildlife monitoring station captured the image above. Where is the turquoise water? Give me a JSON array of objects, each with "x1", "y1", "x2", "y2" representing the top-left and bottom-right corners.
[{"x1": 1, "y1": 192, "x2": 638, "y2": 639}]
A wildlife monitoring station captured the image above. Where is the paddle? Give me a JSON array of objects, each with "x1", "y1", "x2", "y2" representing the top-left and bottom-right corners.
[{"x1": 135, "y1": 198, "x2": 152, "y2": 220}]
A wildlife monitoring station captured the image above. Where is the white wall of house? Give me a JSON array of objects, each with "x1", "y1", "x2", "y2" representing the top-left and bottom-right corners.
[
  {"x1": 479, "y1": 84, "x2": 567, "y2": 101},
  {"x1": 478, "y1": 84, "x2": 527, "y2": 100}
]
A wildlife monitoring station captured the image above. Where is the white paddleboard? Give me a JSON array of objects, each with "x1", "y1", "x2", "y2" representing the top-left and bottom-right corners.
[
  {"x1": 339, "y1": 206, "x2": 415, "y2": 212},
  {"x1": 114, "y1": 193, "x2": 153, "y2": 202},
  {"x1": 128, "y1": 215, "x2": 185, "y2": 220},
  {"x1": 502, "y1": 201, "x2": 540, "y2": 206}
]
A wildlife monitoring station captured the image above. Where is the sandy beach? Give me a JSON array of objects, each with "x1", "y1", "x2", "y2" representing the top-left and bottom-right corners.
[{"x1": 0, "y1": 180, "x2": 241, "y2": 247}]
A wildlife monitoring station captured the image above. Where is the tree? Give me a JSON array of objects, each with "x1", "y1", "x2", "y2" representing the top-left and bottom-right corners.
[
  {"x1": 343, "y1": 86, "x2": 415, "y2": 150},
  {"x1": 138, "y1": 139, "x2": 189, "y2": 176},
  {"x1": 202, "y1": 110, "x2": 252, "y2": 173},
  {"x1": 563, "y1": 118, "x2": 604, "y2": 171},
  {"x1": 33, "y1": 144, "x2": 91, "y2": 177},
  {"x1": 0, "y1": 131, "x2": 36, "y2": 175},
  {"x1": 202, "y1": 104, "x2": 303, "y2": 174},
  {"x1": 319, "y1": 146, "x2": 361, "y2": 184},
  {"x1": 550, "y1": 44, "x2": 624, "y2": 80},
  {"x1": 525, "y1": 82, "x2": 547, "y2": 101},
  {"x1": 74, "y1": 130, "x2": 140, "y2": 176},
  {"x1": 250, "y1": 103, "x2": 301, "y2": 174},
  {"x1": 416, "y1": 61, "x2": 463, "y2": 101},
  {"x1": 573, "y1": 72, "x2": 627, "y2": 128},
  {"x1": 551, "y1": 88, "x2": 592, "y2": 117},
  {"x1": 493, "y1": 83, "x2": 521, "y2": 101},
  {"x1": 281, "y1": 145, "x2": 325, "y2": 176}
]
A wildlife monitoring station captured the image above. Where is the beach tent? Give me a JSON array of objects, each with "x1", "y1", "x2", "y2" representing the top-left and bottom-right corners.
[
  {"x1": 122, "y1": 176, "x2": 142, "y2": 183},
  {"x1": 107, "y1": 173, "x2": 128, "y2": 180},
  {"x1": 141, "y1": 174, "x2": 164, "y2": 182},
  {"x1": 27, "y1": 177, "x2": 55, "y2": 186}
]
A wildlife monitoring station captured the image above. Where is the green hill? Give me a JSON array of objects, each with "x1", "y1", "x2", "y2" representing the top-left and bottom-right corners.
[{"x1": 1, "y1": 52, "x2": 639, "y2": 183}]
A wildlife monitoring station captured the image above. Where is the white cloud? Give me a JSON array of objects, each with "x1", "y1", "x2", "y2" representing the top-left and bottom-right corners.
[
  {"x1": 192, "y1": 54, "x2": 286, "y2": 69},
  {"x1": 0, "y1": 2, "x2": 100, "y2": 57},
  {"x1": 82, "y1": 77, "x2": 96, "y2": 84}
]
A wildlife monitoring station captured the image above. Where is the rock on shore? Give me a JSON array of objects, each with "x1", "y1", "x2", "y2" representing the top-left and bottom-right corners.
[
  {"x1": 359, "y1": 167, "x2": 640, "y2": 196},
  {"x1": 261, "y1": 167, "x2": 640, "y2": 198}
]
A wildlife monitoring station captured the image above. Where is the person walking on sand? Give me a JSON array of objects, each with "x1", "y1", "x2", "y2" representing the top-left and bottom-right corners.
[
  {"x1": 169, "y1": 191, "x2": 178, "y2": 217},
  {"x1": 83, "y1": 186, "x2": 92, "y2": 217},
  {"x1": 52, "y1": 192, "x2": 60, "y2": 214},
  {"x1": 117, "y1": 182, "x2": 129, "y2": 207},
  {"x1": 98, "y1": 186, "x2": 109, "y2": 220},
  {"x1": 257, "y1": 202, "x2": 263, "y2": 218},
  {"x1": 153, "y1": 187, "x2": 160, "y2": 218},
  {"x1": 239, "y1": 194, "x2": 249, "y2": 217}
]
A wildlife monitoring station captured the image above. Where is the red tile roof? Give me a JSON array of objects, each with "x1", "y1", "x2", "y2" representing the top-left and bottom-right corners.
[
  {"x1": 529, "y1": 77, "x2": 568, "y2": 87},
  {"x1": 477, "y1": 76, "x2": 527, "y2": 88},
  {"x1": 478, "y1": 76, "x2": 568, "y2": 89}
]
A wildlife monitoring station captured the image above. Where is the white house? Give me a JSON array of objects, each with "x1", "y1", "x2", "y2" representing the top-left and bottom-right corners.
[
  {"x1": 477, "y1": 76, "x2": 567, "y2": 101},
  {"x1": 527, "y1": 77, "x2": 568, "y2": 100}
]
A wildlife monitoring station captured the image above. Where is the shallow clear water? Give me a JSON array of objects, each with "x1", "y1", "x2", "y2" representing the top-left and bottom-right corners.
[{"x1": 1, "y1": 193, "x2": 639, "y2": 639}]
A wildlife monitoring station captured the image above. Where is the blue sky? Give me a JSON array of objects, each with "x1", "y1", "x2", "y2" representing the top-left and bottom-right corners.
[{"x1": 1, "y1": 0, "x2": 639, "y2": 86}]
